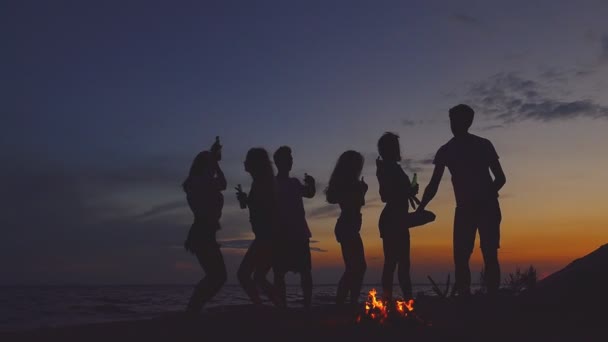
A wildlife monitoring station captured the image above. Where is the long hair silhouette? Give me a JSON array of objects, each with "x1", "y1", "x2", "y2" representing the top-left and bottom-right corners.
[
  {"x1": 182, "y1": 150, "x2": 214, "y2": 192},
  {"x1": 245, "y1": 147, "x2": 275, "y2": 182},
  {"x1": 325, "y1": 150, "x2": 364, "y2": 204}
]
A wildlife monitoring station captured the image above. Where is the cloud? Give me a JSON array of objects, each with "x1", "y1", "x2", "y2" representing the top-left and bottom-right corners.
[
  {"x1": 362, "y1": 152, "x2": 433, "y2": 174},
  {"x1": 538, "y1": 67, "x2": 592, "y2": 83},
  {"x1": 309, "y1": 240, "x2": 327, "y2": 253},
  {"x1": 133, "y1": 200, "x2": 186, "y2": 220},
  {"x1": 401, "y1": 157, "x2": 434, "y2": 174},
  {"x1": 307, "y1": 203, "x2": 339, "y2": 219},
  {"x1": 220, "y1": 239, "x2": 327, "y2": 252},
  {"x1": 451, "y1": 13, "x2": 482, "y2": 28},
  {"x1": 219, "y1": 239, "x2": 253, "y2": 249},
  {"x1": 0, "y1": 153, "x2": 210, "y2": 284},
  {"x1": 601, "y1": 34, "x2": 608, "y2": 62},
  {"x1": 402, "y1": 119, "x2": 416, "y2": 126},
  {"x1": 402, "y1": 119, "x2": 433, "y2": 127},
  {"x1": 468, "y1": 72, "x2": 608, "y2": 123},
  {"x1": 479, "y1": 124, "x2": 504, "y2": 131}
]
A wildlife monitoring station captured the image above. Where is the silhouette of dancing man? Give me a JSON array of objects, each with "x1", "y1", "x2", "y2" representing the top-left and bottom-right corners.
[
  {"x1": 376, "y1": 132, "x2": 419, "y2": 302},
  {"x1": 235, "y1": 147, "x2": 281, "y2": 307},
  {"x1": 417, "y1": 104, "x2": 506, "y2": 296},
  {"x1": 272, "y1": 146, "x2": 315, "y2": 310},
  {"x1": 325, "y1": 150, "x2": 368, "y2": 306},
  {"x1": 183, "y1": 137, "x2": 227, "y2": 315}
]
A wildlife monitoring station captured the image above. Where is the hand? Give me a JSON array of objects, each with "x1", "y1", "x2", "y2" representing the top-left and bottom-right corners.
[
  {"x1": 408, "y1": 197, "x2": 417, "y2": 210},
  {"x1": 211, "y1": 136, "x2": 222, "y2": 161},
  {"x1": 304, "y1": 173, "x2": 315, "y2": 185},
  {"x1": 376, "y1": 156, "x2": 383, "y2": 169},
  {"x1": 412, "y1": 183, "x2": 419, "y2": 196},
  {"x1": 235, "y1": 184, "x2": 247, "y2": 208},
  {"x1": 415, "y1": 202, "x2": 426, "y2": 213},
  {"x1": 360, "y1": 176, "x2": 368, "y2": 193},
  {"x1": 210, "y1": 155, "x2": 220, "y2": 169}
]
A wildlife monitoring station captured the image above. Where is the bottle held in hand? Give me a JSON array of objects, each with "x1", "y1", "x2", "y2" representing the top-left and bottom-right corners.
[
  {"x1": 410, "y1": 173, "x2": 421, "y2": 206},
  {"x1": 211, "y1": 136, "x2": 222, "y2": 161},
  {"x1": 360, "y1": 176, "x2": 368, "y2": 194},
  {"x1": 235, "y1": 184, "x2": 247, "y2": 209},
  {"x1": 303, "y1": 172, "x2": 315, "y2": 185}
]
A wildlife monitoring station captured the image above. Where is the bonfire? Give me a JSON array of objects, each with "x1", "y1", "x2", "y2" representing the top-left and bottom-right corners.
[{"x1": 356, "y1": 289, "x2": 430, "y2": 327}]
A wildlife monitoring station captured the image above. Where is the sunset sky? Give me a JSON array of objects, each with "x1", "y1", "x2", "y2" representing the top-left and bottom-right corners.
[{"x1": 2, "y1": 0, "x2": 607, "y2": 286}]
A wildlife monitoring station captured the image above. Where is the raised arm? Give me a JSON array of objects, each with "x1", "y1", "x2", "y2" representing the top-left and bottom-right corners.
[
  {"x1": 214, "y1": 162, "x2": 227, "y2": 191},
  {"x1": 417, "y1": 164, "x2": 445, "y2": 212}
]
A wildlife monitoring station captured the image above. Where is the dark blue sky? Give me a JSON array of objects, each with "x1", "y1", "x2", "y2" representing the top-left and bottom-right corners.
[{"x1": 2, "y1": 0, "x2": 608, "y2": 285}]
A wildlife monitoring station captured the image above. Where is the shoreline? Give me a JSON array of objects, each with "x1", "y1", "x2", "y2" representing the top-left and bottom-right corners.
[{"x1": 2, "y1": 295, "x2": 604, "y2": 342}]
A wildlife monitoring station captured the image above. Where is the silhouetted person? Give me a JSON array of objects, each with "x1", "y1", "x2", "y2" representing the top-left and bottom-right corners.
[
  {"x1": 417, "y1": 104, "x2": 506, "y2": 297},
  {"x1": 183, "y1": 136, "x2": 227, "y2": 315},
  {"x1": 325, "y1": 150, "x2": 368, "y2": 306},
  {"x1": 272, "y1": 146, "x2": 315, "y2": 310},
  {"x1": 376, "y1": 132, "x2": 419, "y2": 302},
  {"x1": 235, "y1": 147, "x2": 280, "y2": 307}
]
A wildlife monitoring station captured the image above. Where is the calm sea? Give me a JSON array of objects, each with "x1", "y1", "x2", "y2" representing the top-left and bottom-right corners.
[{"x1": 0, "y1": 283, "x2": 464, "y2": 332}]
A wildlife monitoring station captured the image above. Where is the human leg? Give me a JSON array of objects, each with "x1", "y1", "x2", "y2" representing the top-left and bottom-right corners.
[
  {"x1": 479, "y1": 200, "x2": 502, "y2": 295},
  {"x1": 301, "y1": 270, "x2": 313, "y2": 310},
  {"x1": 336, "y1": 241, "x2": 351, "y2": 305},
  {"x1": 253, "y1": 239, "x2": 280, "y2": 306},
  {"x1": 273, "y1": 269, "x2": 287, "y2": 308},
  {"x1": 453, "y1": 207, "x2": 478, "y2": 296},
  {"x1": 395, "y1": 230, "x2": 412, "y2": 300},
  {"x1": 237, "y1": 240, "x2": 262, "y2": 305},
  {"x1": 381, "y1": 236, "x2": 398, "y2": 301},
  {"x1": 349, "y1": 234, "x2": 367, "y2": 304},
  {"x1": 186, "y1": 242, "x2": 227, "y2": 313}
]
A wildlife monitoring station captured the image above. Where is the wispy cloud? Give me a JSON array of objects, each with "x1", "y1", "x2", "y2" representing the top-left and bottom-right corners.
[
  {"x1": 220, "y1": 239, "x2": 327, "y2": 252},
  {"x1": 402, "y1": 119, "x2": 417, "y2": 126},
  {"x1": 401, "y1": 157, "x2": 434, "y2": 174},
  {"x1": 479, "y1": 124, "x2": 504, "y2": 131},
  {"x1": 219, "y1": 239, "x2": 253, "y2": 249},
  {"x1": 451, "y1": 13, "x2": 483, "y2": 28},
  {"x1": 468, "y1": 72, "x2": 608, "y2": 123},
  {"x1": 134, "y1": 200, "x2": 186, "y2": 220},
  {"x1": 307, "y1": 203, "x2": 339, "y2": 219},
  {"x1": 600, "y1": 34, "x2": 608, "y2": 62},
  {"x1": 309, "y1": 240, "x2": 327, "y2": 253},
  {"x1": 402, "y1": 118, "x2": 433, "y2": 127}
]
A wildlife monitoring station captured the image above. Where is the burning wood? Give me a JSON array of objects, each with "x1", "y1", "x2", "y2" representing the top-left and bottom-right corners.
[{"x1": 355, "y1": 289, "x2": 430, "y2": 327}]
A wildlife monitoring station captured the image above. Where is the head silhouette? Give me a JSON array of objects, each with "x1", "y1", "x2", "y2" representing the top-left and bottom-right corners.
[
  {"x1": 273, "y1": 146, "x2": 293, "y2": 174},
  {"x1": 325, "y1": 150, "x2": 364, "y2": 203},
  {"x1": 449, "y1": 104, "x2": 474, "y2": 137},
  {"x1": 244, "y1": 147, "x2": 275, "y2": 180},
  {"x1": 377, "y1": 132, "x2": 401, "y2": 162},
  {"x1": 182, "y1": 150, "x2": 214, "y2": 191}
]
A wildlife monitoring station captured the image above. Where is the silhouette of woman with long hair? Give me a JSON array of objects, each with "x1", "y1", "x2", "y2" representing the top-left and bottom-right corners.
[
  {"x1": 325, "y1": 150, "x2": 368, "y2": 306},
  {"x1": 183, "y1": 137, "x2": 227, "y2": 315},
  {"x1": 235, "y1": 147, "x2": 280, "y2": 307},
  {"x1": 376, "y1": 132, "x2": 419, "y2": 302}
]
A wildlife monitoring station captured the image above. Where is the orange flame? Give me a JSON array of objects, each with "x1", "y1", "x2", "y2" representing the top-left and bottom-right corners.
[{"x1": 357, "y1": 288, "x2": 415, "y2": 324}]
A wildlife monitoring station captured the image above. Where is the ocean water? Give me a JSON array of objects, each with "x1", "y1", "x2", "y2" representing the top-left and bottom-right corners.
[{"x1": 0, "y1": 284, "x2": 451, "y2": 332}]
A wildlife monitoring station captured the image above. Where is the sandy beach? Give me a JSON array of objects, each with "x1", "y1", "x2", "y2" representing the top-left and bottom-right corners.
[{"x1": 1, "y1": 292, "x2": 604, "y2": 342}]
